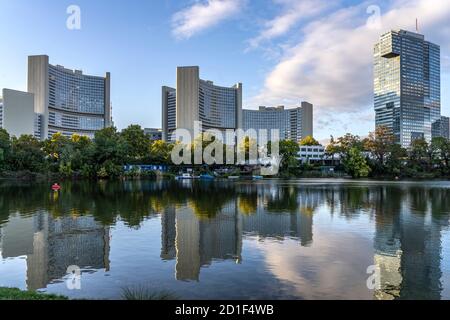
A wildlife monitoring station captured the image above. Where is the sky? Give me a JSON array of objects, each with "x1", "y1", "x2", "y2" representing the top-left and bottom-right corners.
[{"x1": 0, "y1": 0, "x2": 449, "y2": 141}]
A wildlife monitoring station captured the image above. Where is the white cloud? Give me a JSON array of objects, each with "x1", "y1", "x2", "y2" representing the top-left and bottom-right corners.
[
  {"x1": 248, "y1": 0, "x2": 331, "y2": 49},
  {"x1": 172, "y1": 0, "x2": 243, "y2": 40},
  {"x1": 248, "y1": 0, "x2": 450, "y2": 138}
]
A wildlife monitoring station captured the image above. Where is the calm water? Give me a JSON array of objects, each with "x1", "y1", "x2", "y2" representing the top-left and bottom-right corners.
[{"x1": 1, "y1": 179, "x2": 450, "y2": 300}]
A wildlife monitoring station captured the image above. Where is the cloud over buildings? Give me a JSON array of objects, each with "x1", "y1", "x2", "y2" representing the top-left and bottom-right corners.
[
  {"x1": 248, "y1": 0, "x2": 450, "y2": 137},
  {"x1": 172, "y1": 0, "x2": 243, "y2": 40}
]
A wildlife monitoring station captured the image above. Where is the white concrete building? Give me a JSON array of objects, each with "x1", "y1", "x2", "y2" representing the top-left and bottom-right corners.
[
  {"x1": 162, "y1": 66, "x2": 242, "y2": 142},
  {"x1": 0, "y1": 89, "x2": 37, "y2": 138}
]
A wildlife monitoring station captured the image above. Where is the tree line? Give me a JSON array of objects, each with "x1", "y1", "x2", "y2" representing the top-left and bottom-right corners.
[
  {"x1": 326, "y1": 126, "x2": 450, "y2": 178},
  {"x1": 1, "y1": 124, "x2": 449, "y2": 179},
  {"x1": 0, "y1": 125, "x2": 174, "y2": 179}
]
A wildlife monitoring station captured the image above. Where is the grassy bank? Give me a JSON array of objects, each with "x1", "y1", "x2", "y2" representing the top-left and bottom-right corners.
[{"x1": 0, "y1": 287, "x2": 68, "y2": 300}]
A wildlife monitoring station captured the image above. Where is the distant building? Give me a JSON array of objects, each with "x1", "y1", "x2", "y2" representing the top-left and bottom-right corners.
[
  {"x1": 298, "y1": 144, "x2": 342, "y2": 165},
  {"x1": 298, "y1": 145, "x2": 326, "y2": 164},
  {"x1": 374, "y1": 30, "x2": 441, "y2": 148},
  {"x1": 28, "y1": 55, "x2": 112, "y2": 140},
  {"x1": 144, "y1": 128, "x2": 163, "y2": 141},
  {"x1": 440, "y1": 116, "x2": 449, "y2": 139},
  {"x1": 162, "y1": 66, "x2": 242, "y2": 142},
  {"x1": 0, "y1": 89, "x2": 39, "y2": 138},
  {"x1": 243, "y1": 103, "x2": 313, "y2": 142}
]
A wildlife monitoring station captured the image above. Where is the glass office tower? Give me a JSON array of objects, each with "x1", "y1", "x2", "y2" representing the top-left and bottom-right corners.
[
  {"x1": 374, "y1": 30, "x2": 441, "y2": 148},
  {"x1": 28, "y1": 55, "x2": 112, "y2": 140},
  {"x1": 162, "y1": 66, "x2": 242, "y2": 142}
]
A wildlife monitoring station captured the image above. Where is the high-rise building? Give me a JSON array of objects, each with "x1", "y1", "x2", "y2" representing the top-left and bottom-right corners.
[
  {"x1": 0, "y1": 89, "x2": 39, "y2": 138},
  {"x1": 439, "y1": 116, "x2": 449, "y2": 139},
  {"x1": 242, "y1": 103, "x2": 313, "y2": 142},
  {"x1": 162, "y1": 66, "x2": 242, "y2": 141},
  {"x1": 28, "y1": 55, "x2": 112, "y2": 140},
  {"x1": 374, "y1": 30, "x2": 441, "y2": 148}
]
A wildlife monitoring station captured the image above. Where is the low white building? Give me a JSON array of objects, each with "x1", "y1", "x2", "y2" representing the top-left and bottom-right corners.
[
  {"x1": 0, "y1": 89, "x2": 37, "y2": 138},
  {"x1": 298, "y1": 145, "x2": 342, "y2": 165},
  {"x1": 298, "y1": 145, "x2": 326, "y2": 164}
]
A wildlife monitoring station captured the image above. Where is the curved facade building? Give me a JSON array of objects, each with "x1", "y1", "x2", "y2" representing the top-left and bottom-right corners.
[
  {"x1": 162, "y1": 66, "x2": 242, "y2": 141},
  {"x1": 28, "y1": 55, "x2": 112, "y2": 139},
  {"x1": 243, "y1": 104, "x2": 313, "y2": 142}
]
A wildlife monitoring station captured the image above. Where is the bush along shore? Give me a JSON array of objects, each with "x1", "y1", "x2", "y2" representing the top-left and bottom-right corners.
[
  {"x1": 0, "y1": 287, "x2": 68, "y2": 300},
  {"x1": 1, "y1": 125, "x2": 449, "y2": 181}
]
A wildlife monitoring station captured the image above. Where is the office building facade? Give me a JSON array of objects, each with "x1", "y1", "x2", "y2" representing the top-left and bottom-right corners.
[
  {"x1": 28, "y1": 55, "x2": 112, "y2": 140},
  {"x1": 440, "y1": 116, "x2": 449, "y2": 139},
  {"x1": 162, "y1": 66, "x2": 242, "y2": 141},
  {"x1": 374, "y1": 30, "x2": 441, "y2": 148},
  {"x1": 242, "y1": 103, "x2": 313, "y2": 142}
]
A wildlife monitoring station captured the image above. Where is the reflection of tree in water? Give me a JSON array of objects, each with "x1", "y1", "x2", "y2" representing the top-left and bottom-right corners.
[
  {"x1": 0, "y1": 180, "x2": 239, "y2": 227},
  {"x1": 265, "y1": 186, "x2": 300, "y2": 214},
  {"x1": 321, "y1": 186, "x2": 376, "y2": 219},
  {"x1": 238, "y1": 195, "x2": 257, "y2": 216}
]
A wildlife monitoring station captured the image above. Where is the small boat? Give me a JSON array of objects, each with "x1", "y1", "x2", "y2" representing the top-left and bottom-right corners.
[
  {"x1": 228, "y1": 176, "x2": 240, "y2": 180},
  {"x1": 176, "y1": 173, "x2": 194, "y2": 180},
  {"x1": 51, "y1": 183, "x2": 61, "y2": 191},
  {"x1": 252, "y1": 175, "x2": 264, "y2": 180},
  {"x1": 200, "y1": 174, "x2": 215, "y2": 180}
]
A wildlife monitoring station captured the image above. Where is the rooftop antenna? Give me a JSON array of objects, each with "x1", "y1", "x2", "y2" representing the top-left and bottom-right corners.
[{"x1": 416, "y1": 18, "x2": 419, "y2": 32}]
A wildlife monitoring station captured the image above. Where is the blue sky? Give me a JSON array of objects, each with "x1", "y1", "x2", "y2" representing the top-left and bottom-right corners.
[{"x1": 0, "y1": 0, "x2": 449, "y2": 141}]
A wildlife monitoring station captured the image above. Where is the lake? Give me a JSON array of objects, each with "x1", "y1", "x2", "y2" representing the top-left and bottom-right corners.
[{"x1": 1, "y1": 179, "x2": 450, "y2": 300}]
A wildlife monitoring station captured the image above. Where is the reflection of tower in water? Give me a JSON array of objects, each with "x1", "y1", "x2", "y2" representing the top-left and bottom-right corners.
[
  {"x1": 161, "y1": 200, "x2": 243, "y2": 281},
  {"x1": 0, "y1": 212, "x2": 110, "y2": 291},
  {"x1": 373, "y1": 187, "x2": 449, "y2": 300},
  {"x1": 160, "y1": 186, "x2": 318, "y2": 281}
]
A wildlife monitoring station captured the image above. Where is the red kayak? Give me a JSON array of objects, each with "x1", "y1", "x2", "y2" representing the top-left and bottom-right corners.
[{"x1": 52, "y1": 183, "x2": 61, "y2": 191}]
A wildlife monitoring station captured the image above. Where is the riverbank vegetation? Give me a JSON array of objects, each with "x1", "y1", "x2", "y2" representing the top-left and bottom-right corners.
[
  {"x1": 1, "y1": 125, "x2": 449, "y2": 180},
  {"x1": 121, "y1": 287, "x2": 178, "y2": 300},
  {"x1": 327, "y1": 126, "x2": 450, "y2": 179},
  {"x1": 0, "y1": 287, "x2": 68, "y2": 300}
]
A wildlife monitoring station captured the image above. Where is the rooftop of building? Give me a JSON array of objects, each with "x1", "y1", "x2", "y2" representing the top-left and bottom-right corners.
[
  {"x1": 394, "y1": 29, "x2": 425, "y2": 40},
  {"x1": 243, "y1": 102, "x2": 312, "y2": 112}
]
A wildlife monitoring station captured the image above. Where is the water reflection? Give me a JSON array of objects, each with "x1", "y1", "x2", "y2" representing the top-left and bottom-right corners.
[
  {"x1": 0, "y1": 180, "x2": 449, "y2": 300},
  {"x1": 0, "y1": 212, "x2": 110, "y2": 290}
]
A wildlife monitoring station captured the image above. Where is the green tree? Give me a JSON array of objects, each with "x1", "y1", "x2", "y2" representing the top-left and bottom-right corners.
[
  {"x1": 43, "y1": 132, "x2": 71, "y2": 172},
  {"x1": 65, "y1": 134, "x2": 95, "y2": 176},
  {"x1": 93, "y1": 127, "x2": 127, "y2": 178},
  {"x1": 8, "y1": 135, "x2": 47, "y2": 172},
  {"x1": 364, "y1": 126, "x2": 395, "y2": 166},
  {"x1": 121, "y1": 125, "x2": 150, "y2": 162},
  {"x1": 385, "y1": 144, "x2": 408, "y2": 176},
  {"x1": 337, "y1": 133, "x2": 363, "y2": 157},
  {"x1": 409, "y1": 138, "x2": 430, "y2": 171},
  {"x1": 299, "y1": 136, "x2": 320, "y2": 146},
  {"x1": 279, "y1": 140, "x2": 300, "y2": 174},
  {"x1": 431, "y1": 137, "x2": 450, "y2": 173},
  {"x1": 343, "y1": 147, "x2": 371, "y2": 178},
  {"x1": 0, "y1": 128, "x2": 11, "y2": 171},
  {"x1": 150, "y1": 140, "x2": 173, "y2": 164},
  {"x1": 325, "y1": 135, "x2": 339, "y2": 166}
]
